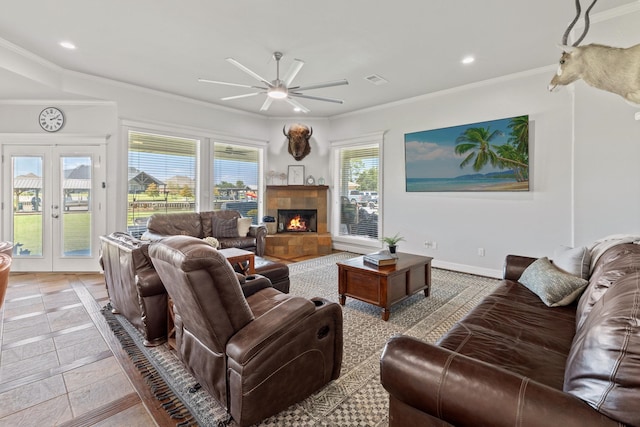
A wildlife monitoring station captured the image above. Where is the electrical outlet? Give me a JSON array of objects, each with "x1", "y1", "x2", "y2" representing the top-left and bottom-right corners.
[
  {"x1": 424, "y1": 241, "x2": 430, "y2": 248},
  {"x1": 478, "y1": 248, "x2": 485, "y2": 257}
]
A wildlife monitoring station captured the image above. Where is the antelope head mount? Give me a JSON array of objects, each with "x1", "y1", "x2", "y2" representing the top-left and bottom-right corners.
[{"x1": 548, "y1": 0, "x2": 640, "y2": 105}]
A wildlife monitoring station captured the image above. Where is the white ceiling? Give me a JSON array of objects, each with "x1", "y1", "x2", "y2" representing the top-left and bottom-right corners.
[{"x1": 1, "y1": 0, "x2": 638, "y2": 117}]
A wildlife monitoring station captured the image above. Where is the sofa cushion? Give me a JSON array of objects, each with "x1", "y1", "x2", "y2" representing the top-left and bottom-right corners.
[
  {"x1": 237, "y1": 217, "x2": 252, "y2": 236},
  {"x1": 212, "y1": 216, "x2": 239, "y2": 238},
  {"x1": 146, "y1": 212, "x2": 203, "y2": 238},
  {"x1": 576, "y1": 243, "x2": 640, "y2": 330},
  {"x1": 519, "y1": 257, "x2": 588, "y2": 307},
  {"x1": 553, "y1": 245, "x2": 590, "y2": 279},
  {"x1": 564, "y1": 271, "x2": 640, "y2": 427}
]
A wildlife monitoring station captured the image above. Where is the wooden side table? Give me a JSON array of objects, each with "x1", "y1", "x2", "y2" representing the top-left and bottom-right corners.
[
  {"x1": 337, "y1": 253, "x2": 432, "y2": 321},
  {"x1": 218, "y1": 248, "x2": 255, "y2": 274}
]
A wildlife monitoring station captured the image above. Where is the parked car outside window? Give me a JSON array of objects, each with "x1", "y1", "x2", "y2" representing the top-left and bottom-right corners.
[{"x1": 348, "y1": 190, "x2": 365, "y2": 203}]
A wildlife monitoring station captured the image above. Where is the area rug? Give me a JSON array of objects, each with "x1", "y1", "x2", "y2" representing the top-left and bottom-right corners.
[{"x1": 103, "y1": 252, "x2": 501, "y2": 426}]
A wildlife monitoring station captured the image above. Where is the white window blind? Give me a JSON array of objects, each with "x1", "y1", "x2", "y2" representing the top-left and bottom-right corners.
[
  {"x1": 127, "y1": 131, "x2": 198, "y2": 235},
  {"x1": 336, "y1": 143, "x2": 380, "y2": 240},
  {"x1": 212, "y1": 143, "x2": 260, "y2": 224}
]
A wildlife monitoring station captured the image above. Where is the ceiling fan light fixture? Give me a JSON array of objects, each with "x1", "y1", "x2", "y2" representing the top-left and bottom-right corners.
[{"x1": 268, "y1": 86, "x2": 288, "y2": 99}]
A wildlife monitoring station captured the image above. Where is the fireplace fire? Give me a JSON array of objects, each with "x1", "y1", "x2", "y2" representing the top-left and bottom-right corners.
[{"x1": 278, "y1": 209, "x2": 317, "y2": 233}]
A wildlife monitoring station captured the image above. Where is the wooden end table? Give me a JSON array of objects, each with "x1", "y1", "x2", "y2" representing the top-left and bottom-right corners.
[
  {"x1": 218, "y1": 247, "x2": 255, "y2": 274},
  {"x1": 337, "y1": 253, "x2": 432, "y2": 321}
]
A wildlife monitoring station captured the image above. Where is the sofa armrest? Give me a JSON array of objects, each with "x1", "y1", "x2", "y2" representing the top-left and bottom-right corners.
[
  {"x1": 140, "y1": 230, "x2": 166, "y2": 241},
  {"x1": 380, "y1": 336, "x2": 619, "y2": 427},
  {"x1": 249, "y1": 224, "x2": 267, "y2": 256},
  {"x1": 503, "y1": 254, "x2": 537, "y2": 281},
  {"x1": 226, "y1": 297, "x2": 316, "y2": 364},
  {"x1": 239, "y1": 274, "x2": 273, "y2": 298}
]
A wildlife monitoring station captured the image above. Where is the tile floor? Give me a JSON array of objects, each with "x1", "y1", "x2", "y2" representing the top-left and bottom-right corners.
[
  {"x1": 0, "y1": 272, "x2": 156, "y2": 427},
  {"x1": 0, "y1": 253, "x2": 309, "y2": 427}
]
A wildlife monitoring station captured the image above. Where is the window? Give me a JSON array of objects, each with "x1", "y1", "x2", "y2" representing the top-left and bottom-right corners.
[
  {"x1": 127, "y1": 131, "x2": 198, "y2": 236},
  {"x1": 332, "y1": 132, "x2": 383, "y2": 243},
  {"x1": 212, "y1": 143, "x2": 261, "y2": 224}
]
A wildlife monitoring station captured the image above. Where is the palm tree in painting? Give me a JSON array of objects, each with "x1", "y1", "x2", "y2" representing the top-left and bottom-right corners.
[
  {"x1": 455, "y1": 120, "x2": 528, "y2": 181},
  {"x1": 507, "y1": 115, "x2": 529, "y2": 155}
]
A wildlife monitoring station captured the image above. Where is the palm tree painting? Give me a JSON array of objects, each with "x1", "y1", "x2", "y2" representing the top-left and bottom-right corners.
[{"x1": 404, "y1": 115, "x2": 529, "y2": 192}]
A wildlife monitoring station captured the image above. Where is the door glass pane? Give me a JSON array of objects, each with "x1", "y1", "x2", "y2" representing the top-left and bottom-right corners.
[
  {"x1": 12, "y1": 156, "x2": 43, "y2": 257},
  {"x1": 213, "y1": 143, "x2": 260, "y2": 224},
  {"x1": 62, "y1": 156, "x2": 92, "y2": 256}
]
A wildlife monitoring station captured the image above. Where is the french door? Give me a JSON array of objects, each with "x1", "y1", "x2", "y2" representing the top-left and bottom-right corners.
[{"x1": 2, "y1": 144, "x2": 106, "y2": 272}]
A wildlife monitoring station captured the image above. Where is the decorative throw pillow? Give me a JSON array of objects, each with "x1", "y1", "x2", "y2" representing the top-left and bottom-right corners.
[
  {"x1": 203, "y1": 236, "x2": 220, "y2": 248},
  {"x1": 519, "y1": 257, "x2": 588, "y2": 307},
  {"x1": 553, "y1": 245, "x2": 591, "y2": 279},
  {"x1": 237, "y1": 217, "x2": 252, "y2": 236},
  {"x1": 211, "y1": 217, "x2": 239, "y2": 238}
]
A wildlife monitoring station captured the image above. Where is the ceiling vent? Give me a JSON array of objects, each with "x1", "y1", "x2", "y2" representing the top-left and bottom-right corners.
[{"x1": 364, "y1": 74, "x2": 388, "y2": 85}]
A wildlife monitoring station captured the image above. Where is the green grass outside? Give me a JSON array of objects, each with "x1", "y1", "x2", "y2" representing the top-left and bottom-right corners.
[{"x1": 13, "y1": 212, "x2": 91, "y2": 255}]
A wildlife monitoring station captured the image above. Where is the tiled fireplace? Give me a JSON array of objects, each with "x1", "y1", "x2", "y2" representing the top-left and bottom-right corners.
[{"x1": 265, "y1": 185, "x2": 331, "y2": 257}]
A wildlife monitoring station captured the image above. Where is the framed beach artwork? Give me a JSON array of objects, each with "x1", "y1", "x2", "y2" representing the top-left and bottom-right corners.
[{"x1": 404, "y1": 115, "x2": 529, "y2": 192}]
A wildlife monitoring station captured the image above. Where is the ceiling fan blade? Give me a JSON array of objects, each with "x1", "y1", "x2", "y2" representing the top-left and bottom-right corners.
[
  {"x1": 285, "y1": 97, "x2": 310, "y2": 113},
  {"x1": 221, "y1": 92, "x2": 263, "y2": 101},
  {"x1": 260, "y1": 97, "x2": 274, "y2": 112},
  {"x1": 289, "y1": 92, "x2": 344, "y2": 104},
  {"x1": 283, "y1": 59, "x2": 305, "y2": 86},
  {"x1": 289, "y1": 79, "x2": 349, "y2": 92},
  {"x1": 198, "y1": 78, "x2": 257, "y2": 88},
  {"x1": 226, "y1": 57, "x2": 274, "y2": 87}
]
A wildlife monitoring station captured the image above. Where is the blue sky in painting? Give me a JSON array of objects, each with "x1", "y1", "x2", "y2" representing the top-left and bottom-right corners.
[{"x1": 404, "y1": 117, "x2": 516, "y2": 179}]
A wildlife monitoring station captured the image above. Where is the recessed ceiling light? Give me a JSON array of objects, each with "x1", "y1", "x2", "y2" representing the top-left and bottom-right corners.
[
  {"x1": 462, "y1": 56, "x2": 475, "y2": 64},
  {"x1": 293, "y1": 107, "x2": 302, "y2": 112},
  {"x1": 59, "y1": 41, "x2": 76, "y2": 50}
]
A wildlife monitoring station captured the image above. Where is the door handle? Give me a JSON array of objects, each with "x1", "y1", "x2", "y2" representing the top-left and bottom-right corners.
[{"x1": 52, "y1": 214, "x2": 59, "y2": 219}]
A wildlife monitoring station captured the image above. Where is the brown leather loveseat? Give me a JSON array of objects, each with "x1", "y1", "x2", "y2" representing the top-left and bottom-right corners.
[
  {"x1": 149, "y1": 235, "x2": 343, "y2": 426},
  {"x1": 381, "y1": 242, "x2": 640, "y2": 427},
  {"x1": 141, "y1": 210, "x2": 267, "y2": 256}
]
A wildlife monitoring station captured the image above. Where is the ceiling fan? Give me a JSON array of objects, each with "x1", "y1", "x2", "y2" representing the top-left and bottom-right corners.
[{"x1": 198, "y1": 51, "x2": 348, "y2": 113}]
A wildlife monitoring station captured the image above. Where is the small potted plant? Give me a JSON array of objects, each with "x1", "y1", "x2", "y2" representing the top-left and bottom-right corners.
[{"x1": 382, "y1": 233, "x2": 405, "y2": 255}]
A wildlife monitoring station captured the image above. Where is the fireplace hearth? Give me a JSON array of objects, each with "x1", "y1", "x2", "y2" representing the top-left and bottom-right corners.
[{"x1": 278, "y1": 209, "x2": 317, "y2": 233}]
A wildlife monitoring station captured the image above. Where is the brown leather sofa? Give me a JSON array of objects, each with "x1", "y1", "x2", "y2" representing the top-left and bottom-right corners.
[
  {"x1": 141, "y1": 210, "x2": 267, "y2": 256},
  {"x1": 381, "y1": 242, "x2": 640, "y2": 427},
  {"x1": 149, "y1": 235, "x2": 343, "y2": 427}
]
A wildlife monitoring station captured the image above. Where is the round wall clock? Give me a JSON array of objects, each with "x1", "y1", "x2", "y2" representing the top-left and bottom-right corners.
[{"x1": 39, "y1": 107, "x2": 65, "y2": 132}]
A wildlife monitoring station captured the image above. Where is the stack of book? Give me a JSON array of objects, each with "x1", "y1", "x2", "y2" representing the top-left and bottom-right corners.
[{"x1": 363, "y1": 250, "x2": 397, "y2": 267}]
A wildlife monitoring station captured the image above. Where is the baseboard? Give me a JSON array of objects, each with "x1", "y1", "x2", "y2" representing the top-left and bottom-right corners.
[{"x1": 332, "y1": 242, "x2": 502, "y2": 279}]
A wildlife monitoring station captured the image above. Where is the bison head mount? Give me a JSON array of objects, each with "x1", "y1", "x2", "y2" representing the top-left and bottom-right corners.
[{"x1": 284, "y1": 123, "x2": 313, "y2": 161}]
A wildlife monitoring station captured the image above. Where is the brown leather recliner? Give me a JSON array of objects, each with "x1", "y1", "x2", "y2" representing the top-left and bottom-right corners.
[
  {"x1": 149, "y1": 235, "x2": 343, "y2": 427},
  {"x1": 99, "y1": 232, "x2": 167, "y2": 346}
]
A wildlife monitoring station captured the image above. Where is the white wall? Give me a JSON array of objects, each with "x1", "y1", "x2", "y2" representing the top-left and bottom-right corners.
[
  {"x1": 572, "y1": 10, "x2": 640, "y2": 246},
  {"x1": 330, "y1": 71, "x2": 574, "y2": 277}
]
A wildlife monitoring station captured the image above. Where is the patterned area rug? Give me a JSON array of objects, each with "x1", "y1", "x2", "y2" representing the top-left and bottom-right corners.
[{"x1": 103, "y1": 252, "x2": 501, "y2": 426}]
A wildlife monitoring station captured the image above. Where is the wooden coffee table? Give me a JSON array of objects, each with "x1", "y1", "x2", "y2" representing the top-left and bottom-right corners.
[
  {"x1": 337, "y1": 253, "x2": 432, "y2": 321},
  {"x1": 218, "y1": 248, "x2": 255, "y2": 274}
]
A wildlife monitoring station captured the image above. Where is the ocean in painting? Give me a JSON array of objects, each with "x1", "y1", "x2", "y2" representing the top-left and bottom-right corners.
[{"x1": 406, "y1": 176, "x2": 528, "y2": 192}]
